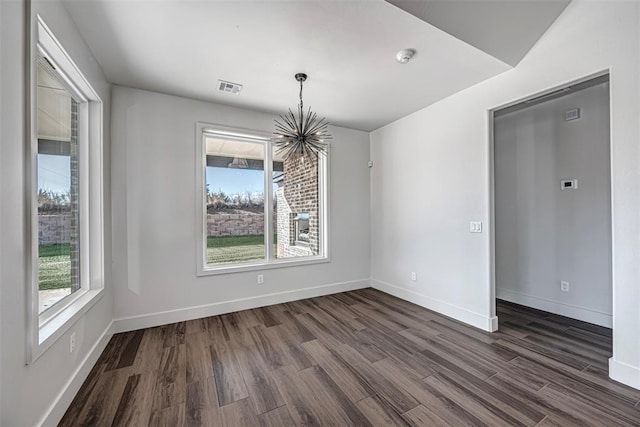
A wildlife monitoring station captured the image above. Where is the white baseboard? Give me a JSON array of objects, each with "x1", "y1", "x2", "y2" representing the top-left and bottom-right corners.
[
  {"x1": 113, "y1": 279, "x2": 371, "y2": 333},
  {"x1": 39, "y1": 321, "x2": 114, "y2": 427},
  {"x1": 609, "y1": 358, "x2": 640, "y2": 390},
  {"x1": 372, "y1": 279, "x2": 498, "y2": 332},
  {"x1": 497, "y1": 288, "x2": 612, "y2": 328}
]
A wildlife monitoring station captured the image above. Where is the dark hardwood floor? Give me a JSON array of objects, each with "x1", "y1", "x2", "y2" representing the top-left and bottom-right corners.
[{"x1": 59, "y1": 288, "x2": 640, "y2": 426}]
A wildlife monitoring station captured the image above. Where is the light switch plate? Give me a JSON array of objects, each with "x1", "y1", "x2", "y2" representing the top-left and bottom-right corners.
[{"x1": 470, "y1": 221, "x2": 482, "y2": 233}]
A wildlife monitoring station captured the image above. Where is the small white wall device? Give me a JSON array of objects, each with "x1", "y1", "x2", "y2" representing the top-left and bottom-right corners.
[{"x1": 560, "y1": 179, "x2": 578, "y2": 190}]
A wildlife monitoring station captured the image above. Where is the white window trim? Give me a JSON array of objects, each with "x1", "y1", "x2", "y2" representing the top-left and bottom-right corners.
[
  {"x1": 26, "y1": 16, "x2": 104, "y2": 363},
  {"x1": 195, "y1": 122, "x2": 330, "y2": 276}
]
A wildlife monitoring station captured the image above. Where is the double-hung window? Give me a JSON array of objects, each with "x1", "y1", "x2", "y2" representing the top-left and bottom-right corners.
[
  {"x1": 28, "y1": 17, "x2": 104, "y2": 361},
  {"x1": 196, "y1": 123, "x2": 328, "y2": 274}
]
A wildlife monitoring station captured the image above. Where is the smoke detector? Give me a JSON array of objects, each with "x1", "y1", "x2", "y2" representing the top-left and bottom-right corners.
[
  {"x1": 396, "y1": 48, "x2": 416, "y2": 64},
  {"x1": 217, "y1": 79, "x2": 243, "y2": 95}
]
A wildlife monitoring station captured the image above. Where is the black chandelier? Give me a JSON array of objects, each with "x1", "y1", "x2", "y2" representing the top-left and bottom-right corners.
[{"x1": 273, "y1": 73, "x2": 332, "y2": 162}]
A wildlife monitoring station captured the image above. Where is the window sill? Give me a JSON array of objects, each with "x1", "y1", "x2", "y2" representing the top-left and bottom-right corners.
[
  {"x1": 197, "y1": 255, "x2": 330, "y2": 277},
  {"x1": 30, "y1": 287, "x2": 105, "y2": 363}
]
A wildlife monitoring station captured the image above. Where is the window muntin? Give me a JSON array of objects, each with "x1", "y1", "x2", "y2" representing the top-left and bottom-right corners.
[{"x1": 199, "y1": 126, "x2": 327, "y2": 272}]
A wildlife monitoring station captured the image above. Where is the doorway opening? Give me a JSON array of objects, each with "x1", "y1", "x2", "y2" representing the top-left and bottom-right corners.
[{"x1": 489, "y1": 72, "x2": 612, "y2": 359}]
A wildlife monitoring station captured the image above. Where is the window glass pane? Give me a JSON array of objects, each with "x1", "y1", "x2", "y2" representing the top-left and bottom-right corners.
[
  {"x1": 37, "y1": 61, "x2": 80, "y2": 313},
  {"x1": 205, "y1": 137, "x2": 266, "y2": 265},
  {"x1": 273, "y1": 150, "x2": 320, "y2": 259}
]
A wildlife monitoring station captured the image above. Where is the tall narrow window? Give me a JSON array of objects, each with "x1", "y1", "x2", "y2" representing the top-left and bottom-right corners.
[
  {"x1": 36, "y1": 59, "x2": 81, "y2": 313},
  {"x1": 273, "y1": 152, "x2": 320, "y2": 259},
  {"x1": 205, "y1": 137, "x2": 266, "y2": 265},
  {"x1": 196, "y1": 124, "x2": 328, "y2": 274},
  {"x1": 30, "y1": 16, "x2": 104, "y2": 362}
]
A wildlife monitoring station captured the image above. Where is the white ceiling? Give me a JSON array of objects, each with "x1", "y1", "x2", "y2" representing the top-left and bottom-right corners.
[
  {"x1": 387, "y1": 0, "x2": 571, "y2": 67},
  {"x1": 63, "y1": 0, "x2": 567, "y2": 131}
]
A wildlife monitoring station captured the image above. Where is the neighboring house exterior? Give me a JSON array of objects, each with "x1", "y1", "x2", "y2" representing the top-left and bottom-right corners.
[{"x1": 276, "y1": 156, "x2": 319, "y2": 258}]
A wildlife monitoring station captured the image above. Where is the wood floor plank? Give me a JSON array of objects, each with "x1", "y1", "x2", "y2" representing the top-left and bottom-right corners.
[
  {"x1": 278, "y1": 309, "x2": 316, "y2": 343},
  {"x1": 301, "y1": 339, "x2": 373, "y2": 402},
  {"x1": 161, "y1": 321, "x2": 186, "y2": 348},
  {"x1": 184, "y1": 317, "x2": 208, "y2": 335},
  {"x1": 270, "y1": 365, "x2": 324, "y2": 426},
  {"x1": 111, "y1": 371, "x2": 156, "y2": 426},
  {"x1": 185, "y1": 331, "x2": 213, "y2": 384},
  {"x1": 537, "y1": 384, "x2": 637, "y2": 426},
  {"x1": 295, "y1": 312, "x2": 343, "y2": 348},
  {"x1": 248, "y1": 324, "x2": 290, "y2": 371},
  {"x1": 266, "y1": 324, "x2": 316, "y2": 371},
  {"x1": 148, "y1": 404, "x2": 185, "y2": 427},
  {"x1": 357, "y1": 325, "x2": 440, "y2": 377},
  {"x1": 234, "y1": 334, "x2": 285, "y2": 414},
  {"x1": 257, "y1": 306, "x2": 282, "y2": 328},
  {"x1": 507, "y1": 356, "x2": 640, "y2": 421},
  {"x1": 75, "y1": 367, "x2": 132, "y2": 426},
  {"x1": 357, "y1": 395, "x2": 411, "y2": 426},
  {"x1": 428, "y1": 317, "x2": 499, "y2": 346},
  {"x1": 486, "y1": 373, "x2": 586, "y2": 426},
  {"x1": 206, "y1": 315, "x2": 230, "y2": 342},
  {"x1": 58, "y1": 361, "x2": 106, "y2": 425},
  {"x1": 371, "y1": 356, "x2": 503, "y2": 426},
  {"x1": 220, "y1": 399, "x2": 259, "y2": 427},
  {"x1": 402, "y1": 404, "x2": 451, "y2": 426},
  {"x1": 507, "y1": 349, "x2": 640, "y2": 405},
  {"x1": 330, "y1": 344, "x2": 420, "y2": 414},
  {"x1": 185, "y1": 378, "x2": 221, "y2": 427},
  {"x1": 297, "y1": 365, "x2": 373, "y2": 426},
  {"x1": 431, "y1": 369, "x2": 545, "y2": 425},
  {"x1": 131, "y1": 327, "x2": 164, "y2": 375},
  {"x1": 209, "y1": 337, "x2": 249, "y2": 406},
  {"x1": 62, "y1": 292, "x2": 635, "y2": 427},
  {"x1": 115, "y1": 330, "x2": 145, "y2": 369},
  {"x1": 259, "y1": 405, "x2": 296, "y2": 426},
  {"x1": 151, "y1": 345, "x2": 186, "y2": 411},
  {"x1": 494, "y1": 334, "x2": 590, "y2": 371}
]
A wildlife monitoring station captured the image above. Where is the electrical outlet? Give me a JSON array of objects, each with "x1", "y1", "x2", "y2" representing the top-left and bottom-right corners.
[
  {"x1": 257, "y1": 274, "x2": 264, "y2": 285},
  {"x1": 560, "y1": 281, "x2": 570, "y2": 292},
  {"x1": 470, "y1": 221, "x2": 483, "y2": 233},
  {"x1": 411, "y1": 272, "x2": 417, "y2": 281},
  {"x1": 70, "y1": 332, "x2": 76, "y2": 353}
]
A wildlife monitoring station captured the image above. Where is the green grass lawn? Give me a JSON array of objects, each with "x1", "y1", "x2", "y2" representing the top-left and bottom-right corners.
[
  {"x1": 40, "y1": 236, "x2": 277, "y2": 285},
  {"x1": 39, "y1": 243, "x2": 71, "y2": 290},
  {"x1": 206, "y1": 235, "x2": 276, "y2": 264}
]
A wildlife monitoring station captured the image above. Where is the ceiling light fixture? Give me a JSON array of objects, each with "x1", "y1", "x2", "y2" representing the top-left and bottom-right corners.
[
  {"x1": 396, "y1": 48, "x2": 416, "y2": 64},
  {"x1": 273, "y1": 73, "x2": 332, "y2": 162}
]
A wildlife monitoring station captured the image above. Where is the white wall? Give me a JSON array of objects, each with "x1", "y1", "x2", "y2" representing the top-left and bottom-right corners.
[
  {"x1": 0, "y1": 0, "x2": 113, "y2": 425},
  {"x1": 370, "y1": 1, "x2": 640, "y2": 389},
  {"x1": 494, "y1": 83, "x2": 612, "y2": 327},
  {"x1": 110, "y1": 86, "x2": 370, "y2": 329}
]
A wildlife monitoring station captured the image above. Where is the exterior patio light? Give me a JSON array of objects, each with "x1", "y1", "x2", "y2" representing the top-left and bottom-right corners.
[{"x1": 273, "y1": 73, "x2": 332, "y2": 162}]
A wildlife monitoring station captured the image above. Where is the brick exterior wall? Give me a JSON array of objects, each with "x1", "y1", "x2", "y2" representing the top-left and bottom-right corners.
[
  {"x1": 69, "y1": 100, "x2": 80, "y2": 292},
  {"x1": 277, "y1": 156, "x2": 319, "y2": 258}
]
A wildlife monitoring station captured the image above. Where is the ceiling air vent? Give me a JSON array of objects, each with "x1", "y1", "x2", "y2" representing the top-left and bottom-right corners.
[{"x1": 217, "y1": 79, "x2": 243, "y2": 95}]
